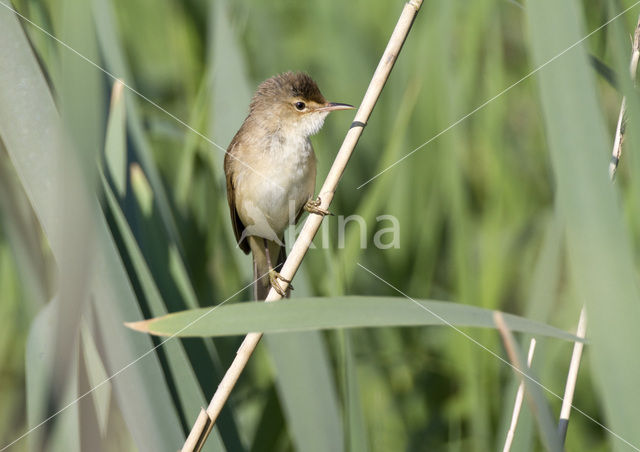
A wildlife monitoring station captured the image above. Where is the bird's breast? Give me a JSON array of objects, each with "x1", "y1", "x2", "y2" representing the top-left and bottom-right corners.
[{"x1": 234, "y1": 136, "x2": 316, "y2": 239}]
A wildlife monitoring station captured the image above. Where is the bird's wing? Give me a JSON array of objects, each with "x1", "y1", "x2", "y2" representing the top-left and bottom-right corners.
[{"x1": 224, "y1": 147, "x2": 250, "y2": 255}]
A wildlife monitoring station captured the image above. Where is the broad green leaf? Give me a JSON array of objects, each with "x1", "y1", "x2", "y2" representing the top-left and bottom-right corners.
[
  {"x1": 127, "y1": 296, "x2": 584, "y2": 342},
  {"x1": 0, "y1": 8, "x2": 185, "y2": 449},
  {"x1": 526, "y1": 0, "x2": 640, "y2": 449},
  {"x1": 53, "y1": 0, "x2": 104, "y2": 407}
]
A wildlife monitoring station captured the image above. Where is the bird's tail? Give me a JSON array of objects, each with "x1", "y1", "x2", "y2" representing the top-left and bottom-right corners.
[{"x1": 251, "y1": 237, "x2": 289, "y2": 300}]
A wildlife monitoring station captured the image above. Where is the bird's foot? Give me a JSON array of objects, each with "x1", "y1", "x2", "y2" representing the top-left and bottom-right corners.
[
  {"x1": 269, "y1": 269, "x2": 293, "y2": 296},
  {"x1": 304, "y1": 197, "x2": 332, "y2": 216}
]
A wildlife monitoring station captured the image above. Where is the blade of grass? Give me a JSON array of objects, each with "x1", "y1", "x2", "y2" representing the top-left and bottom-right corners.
[
  {"x1": 339, "y1": 76, "x2": 422, "y2": 285},
  {"x1": 101, "y1": 82, "x2": 233, "y2": 451},
  {"x1": 92, "y1": 0, "x2": 186, "y2": 254},
  {"x1": 248, "y1": 385, "x2": 286, "y2": 452},
  {"x1": 341, "y1": 331, "x2": 369, "y2": 452},
  {"x1": 25, "y1": 302, "x2": 80, "y2": 452},
  {"x1": 77, "y1": 334, "x2": 105, "y2": 452},
  {"x1": 265, "y1": 333, "x2": 344, "y2": 452},
  {"x1": 78, "y1": 323, "x2": 110, "y2": 438},
  {"x1": 206, "y1": 0, "x2": 254, "y2": 284},
  {"x1": 0, "y1": 242, "x2": 32, "y2": 444},
  {"x1": 103, "y1": 81, "x2": 244, "y2": 451},
  {"x1": 262, "y1": 281, "x2": 344, "y2": 452},
  {"x1": 496, "y1": 212, "x2": 564, "y2": 452},
  {"x1": 105, "y1": 80, "x2": 127, "y2": 196},
  {"x1": 0, "y1": 143, "x2": 50, "y2": 311},
  {"x1": 102, "y1": 177, "x2": 226, "y2": 452}
]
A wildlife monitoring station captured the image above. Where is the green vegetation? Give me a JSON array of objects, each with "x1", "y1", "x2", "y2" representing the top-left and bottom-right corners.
[{"x1": 1, "y1": 0, "x2": 639, "y2": 450}]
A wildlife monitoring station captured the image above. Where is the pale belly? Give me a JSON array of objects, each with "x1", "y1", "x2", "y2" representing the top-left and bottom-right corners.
[{"x1": 235, "y1": 140, "x2": 316, "y2": 240}]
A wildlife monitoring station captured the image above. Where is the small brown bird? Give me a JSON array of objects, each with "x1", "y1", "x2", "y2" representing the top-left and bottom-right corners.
[{"x1": 224, "y1": 72, "x2": 354, "y2": 300}]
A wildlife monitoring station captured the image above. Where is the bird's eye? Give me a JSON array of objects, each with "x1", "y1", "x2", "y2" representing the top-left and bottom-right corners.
[{"x1": 294, "y1": 101, "x2": 306, "y2": 111}]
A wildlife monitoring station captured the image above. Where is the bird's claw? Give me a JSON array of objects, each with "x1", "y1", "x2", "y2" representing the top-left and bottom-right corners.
[
  {"x1": 269, "y1": 269, "x2": 293, "y2": 296},
  {"x1": 304, "y1": 197, "x2": 332, "y2": 216}
]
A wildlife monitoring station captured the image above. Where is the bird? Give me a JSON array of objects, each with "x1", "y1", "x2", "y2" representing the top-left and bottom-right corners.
[{"x1": 224, "y1": 72, "x2": 354, "y2": 300}]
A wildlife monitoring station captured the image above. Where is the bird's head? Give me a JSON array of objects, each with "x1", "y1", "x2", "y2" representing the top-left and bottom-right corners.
[{"x1": 249, "y1": 72, "x2": 354, "y2": 138}]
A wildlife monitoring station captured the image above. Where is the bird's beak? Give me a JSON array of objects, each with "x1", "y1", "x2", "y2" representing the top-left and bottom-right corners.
[{"x1": 318, "y1": 102, "x2": 355, "y2": 112}]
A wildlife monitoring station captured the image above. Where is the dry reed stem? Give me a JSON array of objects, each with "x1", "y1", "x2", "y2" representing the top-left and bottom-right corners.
[
  {"x1": 609, "y1": 14, "x2": 640, "y2": 179},
  {"x1": 558, "y1": 307, "x2": 587, "y2": 446},
  {"x1": 181, "y1": 1, "x2": 424, "y2": 450},
  {"x1": 502, "y1": 338, "x2": 537, "y2": 452},
  {"x1": 494, "y1": 312, "x2": 560, "y2": 449}
]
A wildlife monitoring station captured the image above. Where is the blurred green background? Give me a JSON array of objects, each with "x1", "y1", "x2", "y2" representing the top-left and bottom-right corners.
[{"x1": 1, "y1": 0, "x2": 640, "y2": 450}]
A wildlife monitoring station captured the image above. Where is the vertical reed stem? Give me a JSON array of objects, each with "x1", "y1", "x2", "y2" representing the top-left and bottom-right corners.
[{"x1": 182, "y1": 1, "x2": 424, "y2": 450}]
